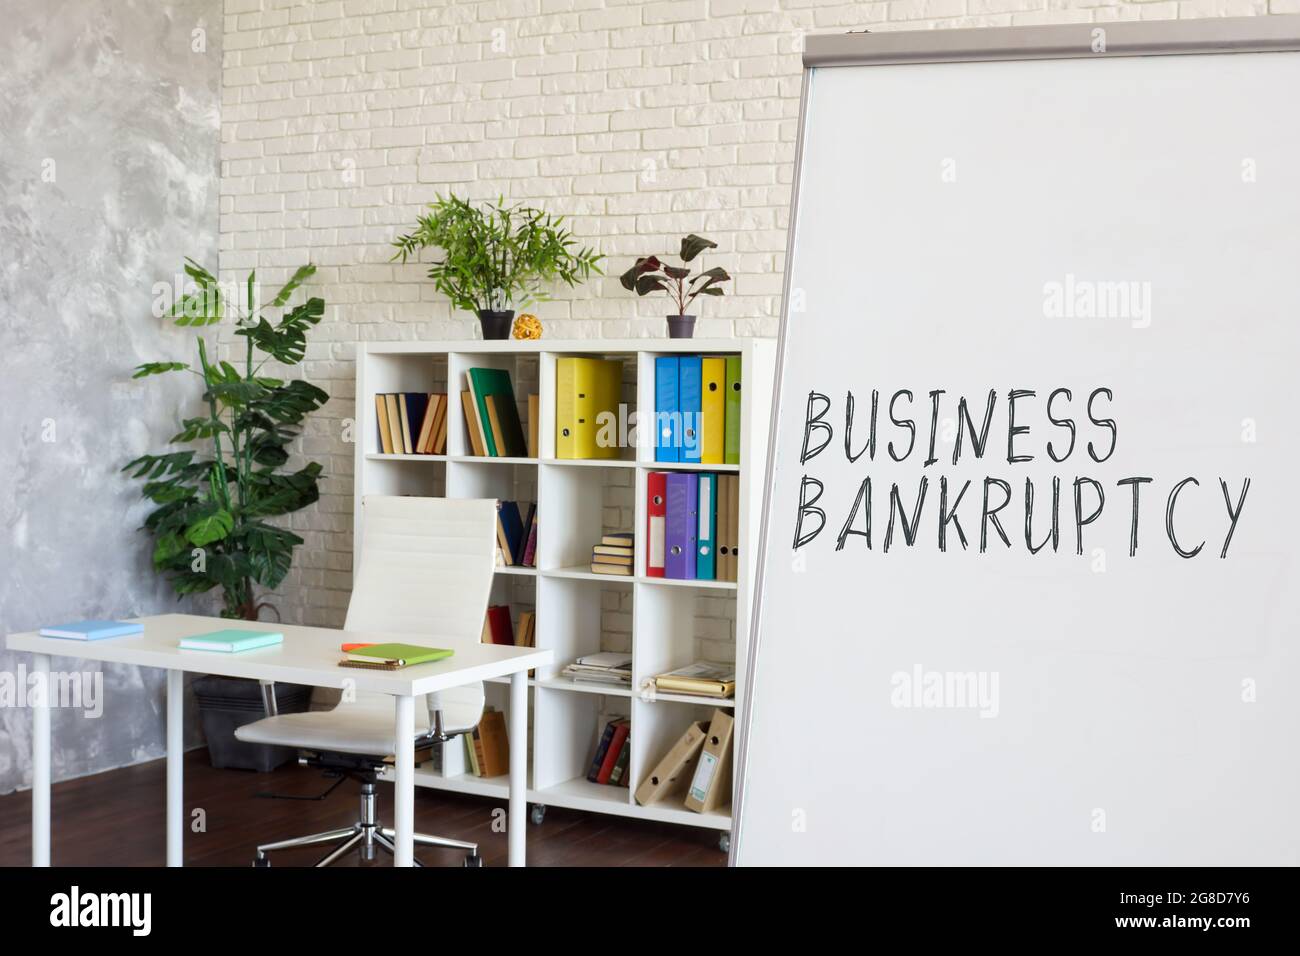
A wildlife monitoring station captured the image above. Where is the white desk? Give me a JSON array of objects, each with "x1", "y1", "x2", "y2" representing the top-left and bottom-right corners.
[{"x1": 5, "y1": 613, "x2": 551, "y2": 868}]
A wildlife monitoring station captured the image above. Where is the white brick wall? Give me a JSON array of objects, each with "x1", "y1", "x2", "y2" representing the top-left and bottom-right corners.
[{"x1": 219, "y1": 0, "x2": 1283, "y2": 632}]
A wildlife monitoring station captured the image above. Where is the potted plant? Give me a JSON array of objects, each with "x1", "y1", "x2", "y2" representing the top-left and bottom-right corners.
[
  {"x1": 392, "y1": 194, "x2": 603, "y2": 339},
  {"x1": 125, "y1": 260, "x2": 327, "y2": 770},
  {"x1": 619, "y1": 235, "x2": 731, "y2": 338},
  {"x1": 124, "y1": 260, "x2": 328, "y2": 621}
]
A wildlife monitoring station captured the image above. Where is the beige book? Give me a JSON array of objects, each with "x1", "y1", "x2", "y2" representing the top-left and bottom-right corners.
[
  {"x1": 462, "y1": 390, "x2": 486, "y2": 456},
  {"x1": 374, "y1": 394, "x2": 394, "y2": 454},
  {"x1": 528, "y1": 393, "x2": 539, "y2": 458},
  {"x1": 415, "y1": 393, "x2": 438, "y2": 454},
  {"x1": 431, "y1": 394, "x2": 448, "y2": 454}
]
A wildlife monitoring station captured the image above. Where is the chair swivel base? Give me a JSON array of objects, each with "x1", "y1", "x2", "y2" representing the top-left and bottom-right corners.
[{"x1": 252, "y1": 780, "x2": 481, "y2": 868}]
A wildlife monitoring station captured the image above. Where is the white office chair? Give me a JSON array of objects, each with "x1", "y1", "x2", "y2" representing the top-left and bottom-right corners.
[{"x1": 235, "y1": 495, "x2": 497, "y2": 867}]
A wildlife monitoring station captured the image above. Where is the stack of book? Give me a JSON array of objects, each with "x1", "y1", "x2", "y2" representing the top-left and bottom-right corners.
[
  {"x1": 555, "y1": 357, "x2": 624, "y2": 459},
  {"x1": 496, "y1": 500, "x2": 537, "y2": 567},
  {"x1": 561, "y1": 651, "x2": 632, "y2": 687},
  {"x1": 650, "y1": 662, "x2": 736, "y2": 699},
  {"x1": 588, "y1": 715, "x2": 631, "y2": 787},
  {"x1": 646, "y1": 472, "x2": 739, "y2": 582},
  {"x1": 374, "y1": 392, "x2": 448, "y2": 455},
  {"x1": 653, "y1": 354, "x2": 741, "y2": 464},
  {"x1": 465, "y1": 707, "x2": 510, "y2": 777},
  {"x1": 463, "y1": 368, "x2": 532, "y2": 458},
  {"x1": 481, "y1": 607, "x2": 536, "y2": 647},
  {"x1": 590, "y1": 532, "x2": 632, "y2": 576}
]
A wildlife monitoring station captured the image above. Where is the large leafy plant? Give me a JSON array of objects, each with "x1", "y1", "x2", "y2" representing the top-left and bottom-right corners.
[
  {"x1": 124, "y1": 260, "x2": 328, "y2": 620},
  {"x1": 619, "y1": 235, "x2": 730, "y2": 314},
  {"x1": 391, "y1": 194, "x2": 602, "y2": 312}
]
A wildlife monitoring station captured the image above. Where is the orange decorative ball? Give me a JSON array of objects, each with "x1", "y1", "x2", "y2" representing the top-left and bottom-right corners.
[{"x1": 512, "y1": 313, "x2": 542, "y2": 339}]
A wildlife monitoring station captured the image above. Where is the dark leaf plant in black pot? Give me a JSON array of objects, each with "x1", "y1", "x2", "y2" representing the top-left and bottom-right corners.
[
  {"x1": 620, "y1": 235, "x2": 730, "y2": 338},
  {"x1": 392, "y1": 194, "x2": 603, "y2": 339}
]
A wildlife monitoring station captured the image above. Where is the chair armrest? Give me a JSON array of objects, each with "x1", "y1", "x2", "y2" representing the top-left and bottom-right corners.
[{"x1": 258, "y1": 679, "x2": 279, "y2": 717}]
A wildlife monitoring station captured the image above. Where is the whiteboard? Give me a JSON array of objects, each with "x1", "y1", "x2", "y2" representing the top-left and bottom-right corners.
[{"x1": 734, "y1": 18, "x2": 1300, "y2": 866}]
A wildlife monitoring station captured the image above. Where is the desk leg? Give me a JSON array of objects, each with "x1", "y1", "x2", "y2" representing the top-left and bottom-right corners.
[
  {"x1": 509, "y1": 670, "x2": 527, "y2": 867},
  {"x1": 393, "y1": 694, "x2": 415, "y2": 867},
  {"x1": 31, "y1": 654, "x2": 51, "y2": 867},
  {"x1": 166, "y1": 669, "x2": 184, "y2": 867}
]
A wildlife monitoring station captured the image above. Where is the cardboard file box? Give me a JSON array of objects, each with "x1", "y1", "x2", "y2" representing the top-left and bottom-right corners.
[
  {"x1": 635, "y1": 720, "x2": 707, "y2": 806},
  {"x1": 685, "y1": 709, "x2": 733, "y2": 813}
]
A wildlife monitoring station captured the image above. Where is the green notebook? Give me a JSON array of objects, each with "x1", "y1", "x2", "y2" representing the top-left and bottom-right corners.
[
  {"x1": 179, "y1": 629, "x2": 283, "y2": 653},
  {"x1": 466, "y1": 367, "x2": 527, "y2": 457},
  {"x1": 724, "y1": 355, "x2": 742, "y2": 465},
  {"x1": 346, "y1": 643, "x2": 453, "y2": 666}
]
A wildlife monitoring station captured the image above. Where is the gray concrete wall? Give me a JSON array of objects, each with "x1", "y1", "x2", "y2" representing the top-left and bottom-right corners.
[{"x1": 0, "y1": 0, "x2": 221, "y2": 794}]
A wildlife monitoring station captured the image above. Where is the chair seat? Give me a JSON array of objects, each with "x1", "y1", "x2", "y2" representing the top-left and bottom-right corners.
[{"x1": 235, "y1": 707, "x2": 432, "y2": 757}]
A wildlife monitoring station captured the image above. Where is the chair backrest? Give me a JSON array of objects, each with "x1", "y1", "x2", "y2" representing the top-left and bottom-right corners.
[{"x1": 333, "y1": 495, "x2": 496, "y2": 734}]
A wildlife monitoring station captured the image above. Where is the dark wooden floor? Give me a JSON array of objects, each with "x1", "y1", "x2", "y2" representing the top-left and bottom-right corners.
[{"x1": 0, "y1": 749, "x2": 726, "y2": 867}]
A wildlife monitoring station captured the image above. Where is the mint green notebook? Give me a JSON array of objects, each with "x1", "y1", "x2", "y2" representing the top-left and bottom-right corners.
[{"x1": 179, "y1": 629, "x2": 283, "y2": 653}]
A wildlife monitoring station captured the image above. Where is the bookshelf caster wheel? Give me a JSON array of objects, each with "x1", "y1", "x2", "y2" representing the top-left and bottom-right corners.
[
  {"x1": 717, "y1": 834, "x2": 730, "y2": 854},
  {"x1": 530, "y1": 804, "x2": 546, "y2": 825},
  {"x1": 463, "y1": 852, "x2": 483, "y2": 867},
  {"x1": 253, "y1": 856, "x2": 270, "y2": 868}
]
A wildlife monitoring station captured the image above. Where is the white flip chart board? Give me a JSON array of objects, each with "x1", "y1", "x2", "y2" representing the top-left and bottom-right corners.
[{"x1": 734, "y1": 17, "x2": 1300, "y2": 866}]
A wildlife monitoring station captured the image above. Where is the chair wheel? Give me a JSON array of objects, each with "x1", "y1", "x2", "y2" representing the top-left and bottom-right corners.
[
  {"x1": 463, "y1": 852, "x2": 483, "y2": 867},
  {"x1": 253, "y1": 856, "x2": 270, "y2": 868}
]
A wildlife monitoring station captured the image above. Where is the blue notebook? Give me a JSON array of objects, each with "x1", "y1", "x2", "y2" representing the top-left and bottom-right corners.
[
  {"x1": 679, "y1": 355, "x2": 703, "y2": 463},
  {"x1": 39, "y1": 620, "x2": 144, "y2": 641},
  {"x1": 654, "y1": 356, "x2": 680, "y2": 463},
  {"x1": 178, "y1": 629, "x2": 284, "y2": 653}
]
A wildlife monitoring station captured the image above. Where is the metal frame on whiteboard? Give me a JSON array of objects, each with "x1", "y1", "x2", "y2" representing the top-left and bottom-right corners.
[{"x1": 728, "y1": 14, "x2": 1300, "y2": 866}]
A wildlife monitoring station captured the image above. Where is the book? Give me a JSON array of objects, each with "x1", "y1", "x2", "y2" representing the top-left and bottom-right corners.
[
  {"x1": 590, "y1": 563, "x2": 632, "y2": 576},
  {"x1": 592, "y1": 545, "x2": 633, "y2": 557},
  {"x1": 375, "y1": 394, "x2": 395, "y2": 454},
  {"x1": 179, "y1": 629, "x2": 283, "y2": 653},
  {"x1": 601, "y1": 532, "x2": 633, "y2": 548},
  {"x1": 518, "y1": 502, "x2": 536, "y2": 564},
  {"x1": 474, "y1": 709, "x2": 510, "y2": 777},
  {"x1": 653, "y1": 662, "x2": 736, "y2": 698},
  {"x1": 592, "y1": 553, "x2": 633, "y2": 566},
  {"x1": 496, "y1": 500, "x2": 525, "y2": 565},
  {"x1": 515, "y1": 611, "x2": 535, "y2": 648},
  {"x1": 462, "y1": 390, "x2": 487, "y2": 456},
  {"x1": 588, "y1": 718, "x2": 621, "y2": 782},
  {"x1": 464, "y1": 730, "x2": 480, "y2": 775},
  {"x1": 467, "y1": 368, "x2": 527, "y2": 457},
  {"x1": 485, "y1": 605, "x2": 514, "y2": 645},
  {"x1": 431, "y1": 394, "x2": 448, "y2": 454},
  {"x1": 521, "y1": 512, "x2": 538, "y2": 568},
  {"x1": 564, "y1": 652, "x2": 632, "y2": 685},
  {"x1": 528, "y1": 393, "x2": 539, "y2": 457},
  {"x1": 384, "y1": 394, "x2": 403, "y2": 453},
  {"x1": 701, "y1": 357, "x2": 726, "y2": 464},
  {"x1": 398, "y1": 393, "x2": 429, "y2": 455},
  {"x1": 39, "y1": 620, "x2": 143, "y2": 641},
  {"x1": 345, "y1": 643, "x2": 453, "y2": 666},
  {"x1": 608, "y1": 737, "x2": 631, "y2": 787},
  {"x1": 724, "y1": 355, "x2": 742, "y2": 464},
  {"x1": 415, "y1": 393, "x2": 439, "y2": 454},
  {"x1": 596, "y1": 720, "x2": 630, "y2": 784}
]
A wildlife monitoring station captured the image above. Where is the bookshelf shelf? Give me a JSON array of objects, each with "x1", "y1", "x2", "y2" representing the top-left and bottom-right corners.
[
  {"x1": 365, "y1": 453, "x2": 447, "y2": 462},
  {"x1": 356, "y1": 338, "x2": 775, "y2": 834},
  {"x1": 535, "y1": 676, "x2": 635, "y2": 698}
]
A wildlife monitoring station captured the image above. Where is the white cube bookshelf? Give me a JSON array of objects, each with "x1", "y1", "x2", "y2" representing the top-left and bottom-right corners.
[{"x1": 357, "y1": 338, "x2": 775, "y2": 835}]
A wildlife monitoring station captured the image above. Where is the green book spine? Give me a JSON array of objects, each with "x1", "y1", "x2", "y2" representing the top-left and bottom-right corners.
[{"x1": 724, "y1": 355, "x2": 742, "y2": 464}]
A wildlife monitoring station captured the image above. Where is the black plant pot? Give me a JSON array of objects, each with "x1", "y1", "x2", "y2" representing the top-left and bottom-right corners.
[
  {"x1": 478, "y1": 309, "x2": 515, "y2": 340},
  {"x1": 667, "y1": 314, "x2": 696, "y2": 339}
]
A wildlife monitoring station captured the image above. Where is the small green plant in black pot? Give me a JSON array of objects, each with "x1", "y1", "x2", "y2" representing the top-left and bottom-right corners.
[
  {"x1": 392, "y1": 194, "x2": 603, "y2": 339},
  {"x1": 620, "y1": 235, "x2": 730, "y2": 338}
]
